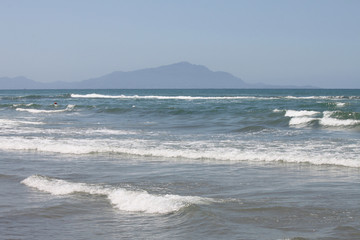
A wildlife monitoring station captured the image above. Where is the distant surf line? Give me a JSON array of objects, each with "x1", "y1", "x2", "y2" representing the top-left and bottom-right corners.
[{"x1": 70, "y1": 93, "x2": 357, "y2": 100}]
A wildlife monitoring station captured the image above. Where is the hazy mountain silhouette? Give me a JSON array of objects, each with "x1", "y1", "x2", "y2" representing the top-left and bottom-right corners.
[
  {"x1": 0, "y1": 62, "x2": 315, "y2": 89},
  {"x1": 0, "y1": 76, "x2": 44, "y2": 89},
  {"x1": 76, "y1": 62, "x2": 253, "y2": 89}
]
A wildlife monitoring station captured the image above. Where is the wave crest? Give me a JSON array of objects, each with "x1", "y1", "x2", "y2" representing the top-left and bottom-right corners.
[
  {"x1": 16, "y1": 105, "x2": 75, "y2": 114},
  {"x1": 71, "y1": 93, "x2": 360, "y2": 101},
  {"x1": 283, "y1": 110, "x2": 360, "y2": 128},
  {"x1": 3, "y1": 136, "x2": 359, "y2": 167},
  {"x1": 21, "y1": 175, "x2": 211, "y2": 214}
]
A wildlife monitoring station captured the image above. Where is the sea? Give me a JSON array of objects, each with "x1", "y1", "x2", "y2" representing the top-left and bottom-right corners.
[{"x1": 0, "y1": 89, "x2": 359, "y2": 240}]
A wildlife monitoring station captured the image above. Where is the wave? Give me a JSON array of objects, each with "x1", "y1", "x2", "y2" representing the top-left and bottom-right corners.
[
  {"x1": 2, "y1": 136, "x2": 359, "y2": 167},
  {"x1": 285, "y1": 110, "x2": 321, "y2": 127},
  {"x1": 289, "y1": 117, "x2": 317, "y2": 126},
  {"x1": 0, "y1": 94, "x2": 71, "y2": 100},
  {"x1": 0, "y1": 118, "x2": 44, "y2": 127},
  {"x1": 335, "y1": 102, "x2": 346, "y2": 107},
  {"x1": 21, "y1": 175, "x2": 211, "y2": 214},
  {"x1": 70, "y1": 93, "x2": 271, "y2": 100},
  {"x1": 0, "y1": 124, "x2": 137, "y2": 136},
  {"x1": 282, "y1": 110, "x2": 360, "y2": 128},
  {"x1": 16, "y1": 104, "x2": 75, "y2": 114},
  {"x1": 71, "y1": 93, "x2": 360, "y2": 101},
  {"x1": 284, "y1": 95, "x2": 360, "y2": 100},
  {"x1": 285, "y1": 110, "x2": 320, "y2": 117},
  {"x1": 13, "y1": 103, "x2": 38, "y2": 107},
  {"x1": 320, "y1": 111, "x2": 360, "y2": 127}
]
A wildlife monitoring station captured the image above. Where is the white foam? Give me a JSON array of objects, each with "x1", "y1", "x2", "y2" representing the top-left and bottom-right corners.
[
  {"x1": 320, "y1": 111, "x2": 360, "y2": 127},
  {"x1": 3, "y1": 136, "x2": 360, "y2": 167},
  {"x1": 335, "y1": 102, "x2": 346, "y2": 107},
  {"x1": 0, "y1": 121, "x2": 137, "y2": 136},
  {"x1": 16, "y1": 105, "x2": 75, "y2": 114},
  {"x1": 320, "y1": 118, "x2": 360, "y2": 126},
  {"x1": 69, "y1": 93, "x2": 360, "y2": 101},
  {"x1": 13, "y1": 103, "x2": 35, "y2": 107},
  {"x1": 71, "y1": 93, "x2": 274, "y2": 100},
  {"x1": 0, "y1": 119, "x2": 44, "y2": 128},
  {"x1": 285, "y1": 110, "x2": 360, "y2": 128},
  {"x1": 285, "y1": 110, "x2": 321, "y2": 126},
  {"x1": 284, "y1": 96, "x2": 348, "y2": 100},
  {"x1": 108, "y1": 189, "x2": 206, "y2": 214},
  {"x1": 289, "y1": 117, "x2": 317, "y2": 126},
  {"x1": 285, "y1": 110, "x2": 320, "y2": 117},
  {"x1": 0, "y1": 119, "x2": 21, "y2": 127},
  {"x1": 82, "y1": 128, "x2": 137, "y2": 135},
  {"x1": 21, "y1": 175, "x2": 107, "y2": 195},
  {"x1": 21, "y1": 175, "x2": 209, "y2": 214},
  {"x1": 71, "y1": 93, "x2": 127, "y2": 99}
]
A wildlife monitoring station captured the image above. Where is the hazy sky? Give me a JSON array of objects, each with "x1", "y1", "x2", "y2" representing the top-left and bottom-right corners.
[{"x1": 1, "y1": 0, "x2": 359, "y2": 88}]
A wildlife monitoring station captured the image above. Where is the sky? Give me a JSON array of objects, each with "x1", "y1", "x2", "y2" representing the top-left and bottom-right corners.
[{"x1": 1, "y1": 0, "x2": 359, "y2": 88}]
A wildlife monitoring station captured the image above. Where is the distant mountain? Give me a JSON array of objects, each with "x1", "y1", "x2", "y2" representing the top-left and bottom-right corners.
[
  {"x1": 76, "y1": 62, "x2": 252, "y2": 89},
  {"x1": 0, "y1": 76, "x2": 44, "y2": 89},
  {"x1": 0, "y1": 62, "x2": 316, "y2": 89}
]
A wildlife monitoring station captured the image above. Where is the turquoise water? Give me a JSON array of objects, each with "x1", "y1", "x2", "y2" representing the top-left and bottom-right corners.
[{"x1": 1, "y1": 89, "x2": 360, "y2": 239}]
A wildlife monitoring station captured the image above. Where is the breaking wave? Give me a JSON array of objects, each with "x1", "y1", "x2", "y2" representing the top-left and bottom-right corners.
[
  {"x1": 283, "y1": 110, "x2": 360, "y2": 127},
  {"x1": 71, "y1": 93, "x2": 360, "y2": 101},
  {"x1": 21, "y1": 175, "x2": 211, "y2": 214},
  {"x1": 70, "y1": 93, "x2": 270, "y2": 100},
  {"x1": 16, "y1": 104, "x2": 75, "y2": 113},
  {"x1": 285, "y1": 110, "x2": 320, "y2": 117},
  {"x1": 2, "y1": 136, "x2": 359, "y2": 167},
  {"x1": 0, "y1": 94, "x2": 71, "y2": 100}
]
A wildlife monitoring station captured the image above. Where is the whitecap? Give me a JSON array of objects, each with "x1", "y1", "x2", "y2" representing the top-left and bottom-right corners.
[
  {"x1": 3, "y1": 136, "x2": 360, "y2": 167},
  {"x1": 335, "y1": 102, "x2": 346, "y2": 107},
  {"x1": 21, "y1": 175, "x2": 211, "y2": 214},
  {"x1": 71, "y1": 93, "x2": 274, "y2": 100},
  {"x1": 319, "y1": 111, "x2": 360, "y2": 127},
  {"x1": 289, "y1": 117, "x2": 318, "y2": 126},
  {"x1": 16, "y1": 105, "x2": 75, "y2": 114},
  {"x1": 285, "y1": 110, "x2": 320, "y2": 117}
]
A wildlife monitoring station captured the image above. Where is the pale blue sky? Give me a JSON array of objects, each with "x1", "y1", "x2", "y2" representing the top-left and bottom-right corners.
[{"x1": 1, "y1": 0, "x2": 359, "y2": 88}]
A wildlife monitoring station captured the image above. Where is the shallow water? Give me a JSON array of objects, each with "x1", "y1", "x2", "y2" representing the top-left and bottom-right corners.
[{"x1": 1, "y1": 89, "x2": 360, "y2": 239}]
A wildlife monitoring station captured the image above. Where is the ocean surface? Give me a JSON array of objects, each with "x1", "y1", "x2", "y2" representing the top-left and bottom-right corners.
[{"x1": 1, "y1": 89, "x2": 360, "y2": 240}]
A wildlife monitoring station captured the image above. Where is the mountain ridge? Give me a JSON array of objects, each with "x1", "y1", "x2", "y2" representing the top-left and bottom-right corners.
[{"x1": 0, "y1": 62, "x2": 316, "y2": 89}]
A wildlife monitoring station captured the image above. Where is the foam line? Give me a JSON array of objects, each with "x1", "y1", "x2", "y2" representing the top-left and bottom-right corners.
[
  {"x1": 71, "y1": 93, "x2": 360, "y2": 100},
  {"x1": 70, "y1": 93, "x2": 267, "y2": 100},
  {"x1": 3, "y1": 136, "x2": 359, "y2": 167}
]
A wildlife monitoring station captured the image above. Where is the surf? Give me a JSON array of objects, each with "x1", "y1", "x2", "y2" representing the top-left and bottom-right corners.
[
  {"x1": 21, "y1": 175, "x2": 212, "y2": 214},
  {"x1": 15, "y1": 104, "x2": 75, "y2": 113},
  {"x1": 2, "y1": 135, "x2": 359, "y2": 167}
]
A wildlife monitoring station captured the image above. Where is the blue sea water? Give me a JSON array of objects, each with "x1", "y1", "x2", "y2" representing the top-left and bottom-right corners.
[{"x1": 0, "y1": 89, "x2": 360, "y2": 239}]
